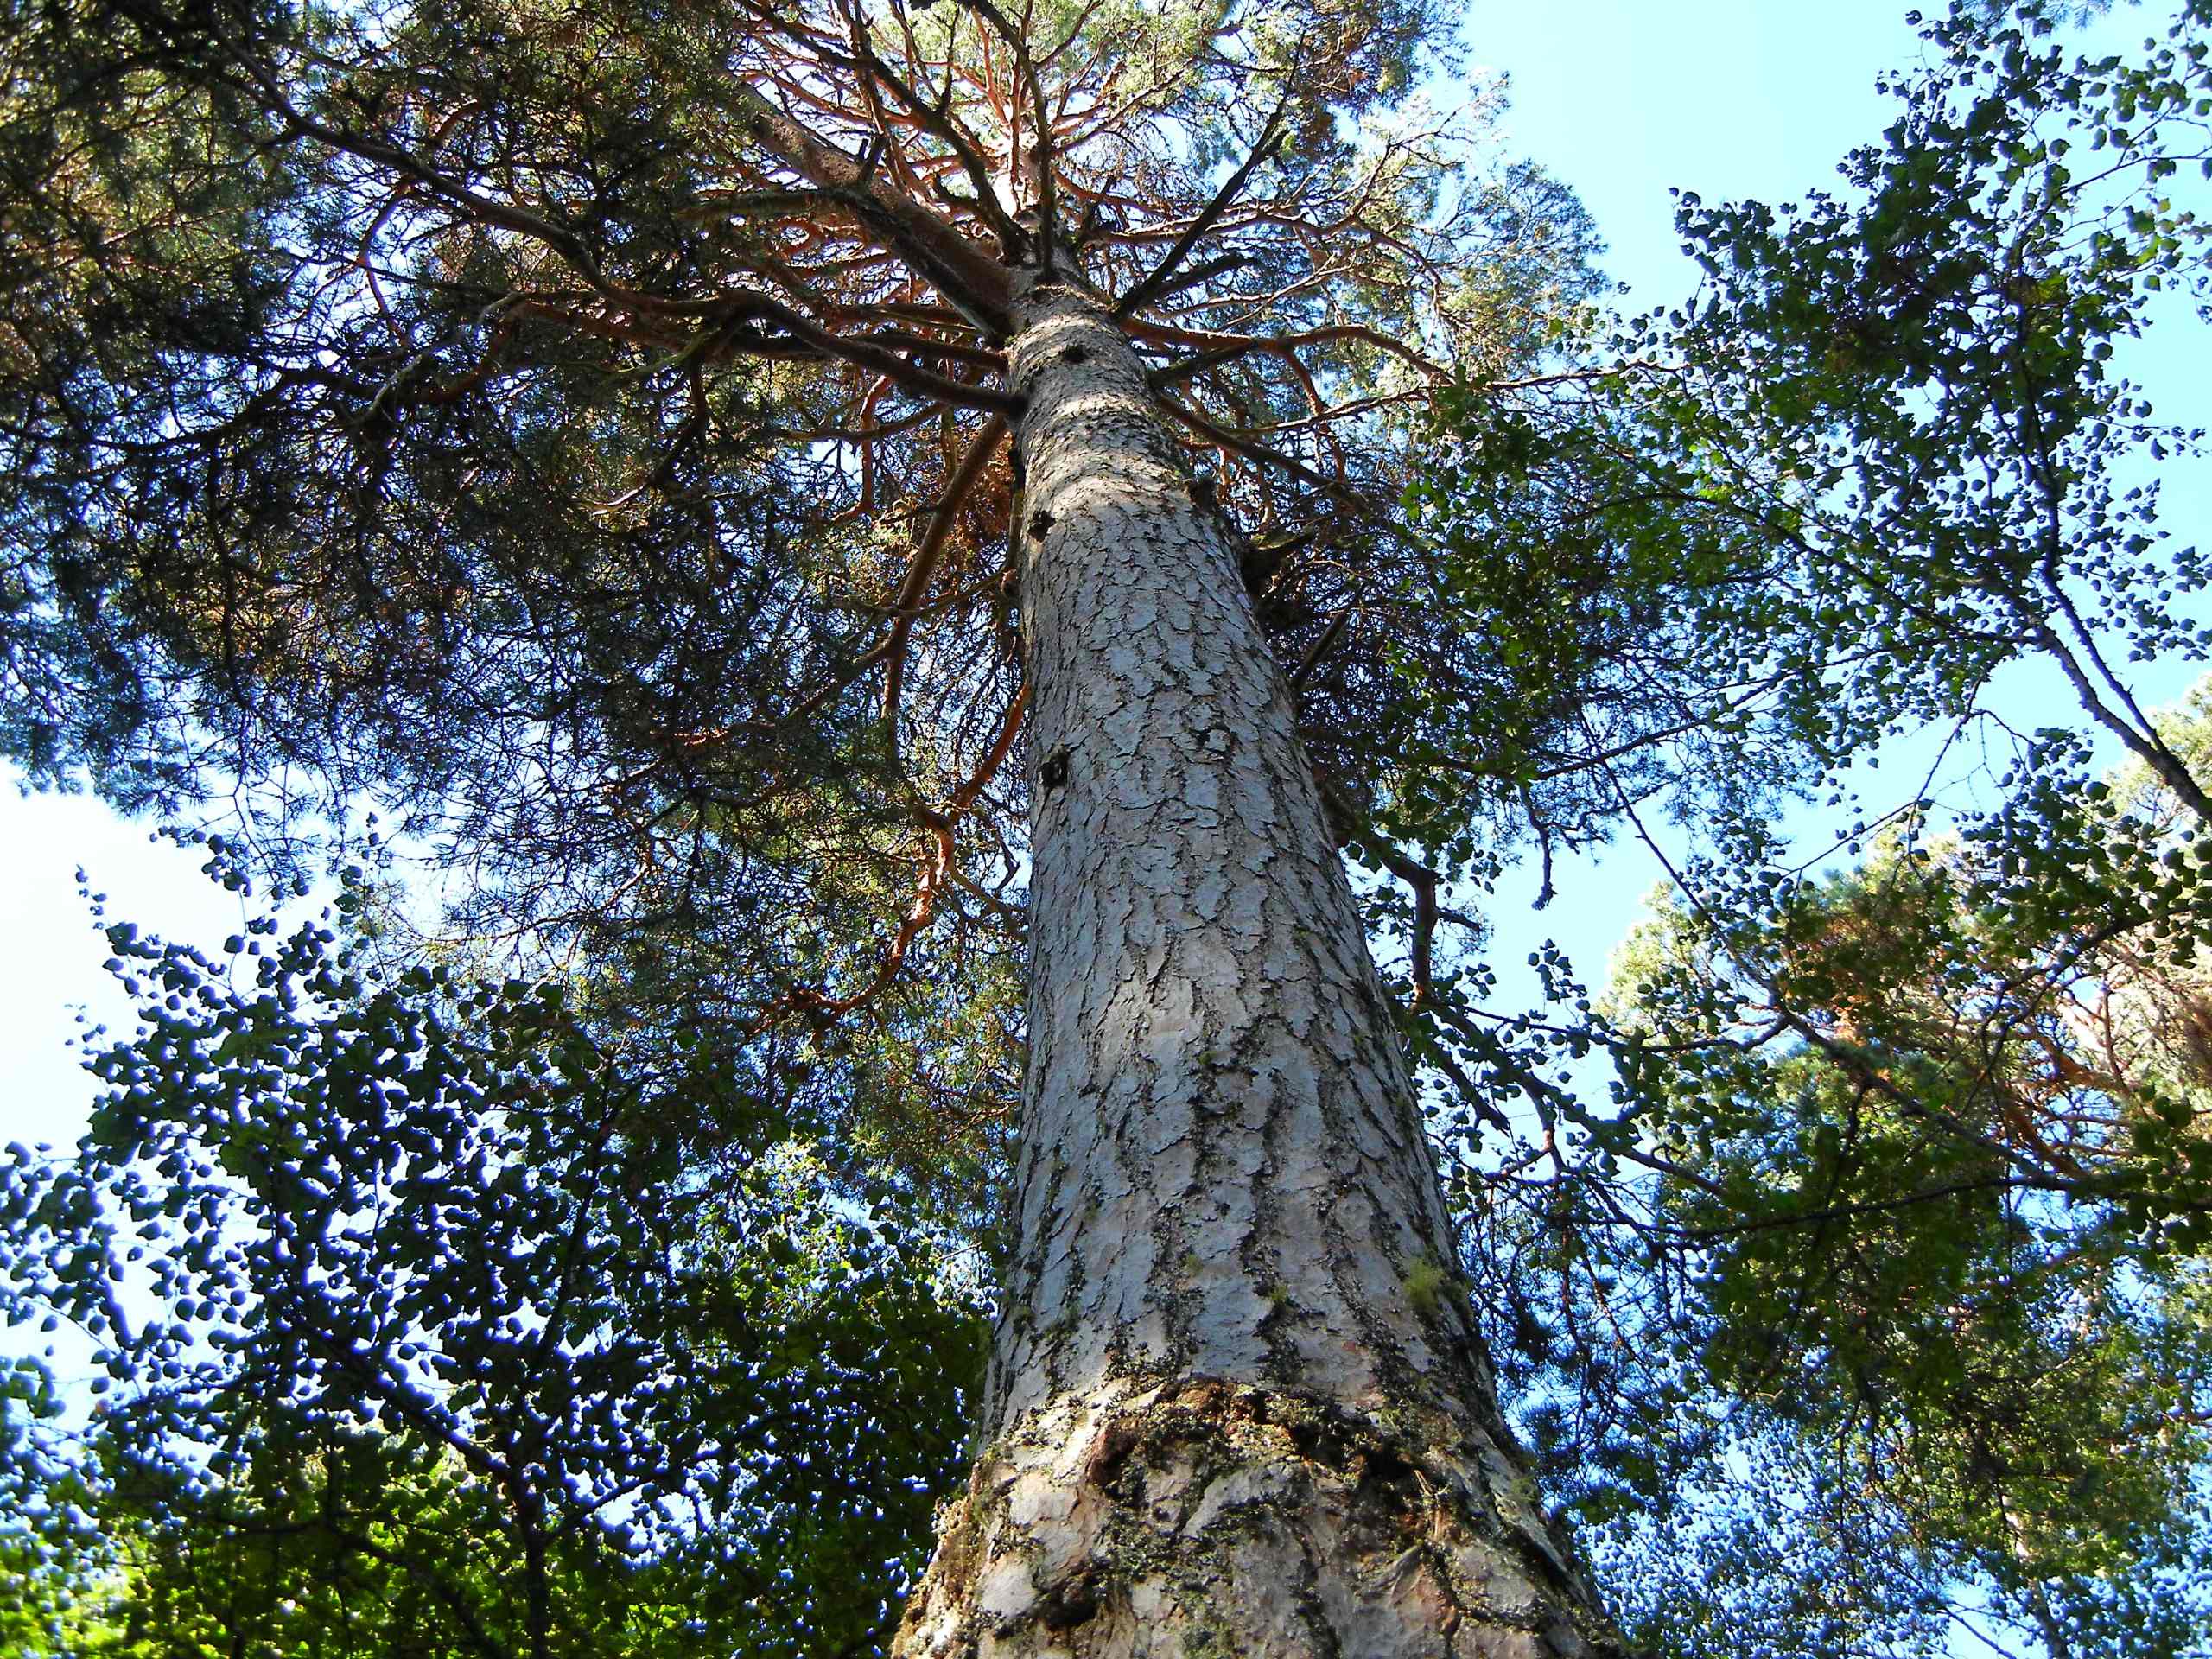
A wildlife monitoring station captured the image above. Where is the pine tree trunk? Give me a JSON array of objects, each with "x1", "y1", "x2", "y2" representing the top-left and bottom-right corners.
[{"x1": 893, "y1": 278, "x2": 1624, "y2": 1658}]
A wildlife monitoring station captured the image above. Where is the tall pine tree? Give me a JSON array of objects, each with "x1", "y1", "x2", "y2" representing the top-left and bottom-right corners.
[{"x1": 0, "y1": 0, "x2": 1619, "y2": 1651}]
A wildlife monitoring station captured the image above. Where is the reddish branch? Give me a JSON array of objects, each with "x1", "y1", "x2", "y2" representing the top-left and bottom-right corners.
[
  {"x1": 754, "y1": 683, "x2": 1031, "y2": 1033},
  {"x1": 882, "y1": 415, "x2": 1011, "y2": 739}
]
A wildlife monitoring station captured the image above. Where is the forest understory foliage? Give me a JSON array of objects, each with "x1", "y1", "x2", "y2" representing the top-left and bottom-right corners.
[{"x1": 0, "y1": 0, "x2": 2208, "y2": 1654}]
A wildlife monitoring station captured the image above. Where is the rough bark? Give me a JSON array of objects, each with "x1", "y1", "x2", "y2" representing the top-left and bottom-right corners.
[{"x1": 893, "y1": 278, "x2": 1625, "y2": 1659}]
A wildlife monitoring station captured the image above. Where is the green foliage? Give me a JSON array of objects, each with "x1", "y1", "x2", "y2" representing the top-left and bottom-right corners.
[
  {"x1": 1580, "y1": 823, "x2": 2212, "y2": 1656},
  {"x1": 0, "y1": 1357, "x2": 112, "y2": 1659},
  {"x1": 1414, "y1": 5, "x2": 2212, "y2": 1654},
  {"x1": 0, "y1": 842, "x2": 986, "y2": 1657},
  {"x1": 1448, "y1": 728, "x2": 2212, "y2": 1656},
  {"x1": 1414, "y1": 0, "x2": 2212, "y2": 845}
]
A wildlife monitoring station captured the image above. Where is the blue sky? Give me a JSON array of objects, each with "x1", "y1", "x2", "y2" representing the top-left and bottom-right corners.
[{"x1": 1473, "y1": 1, "x2": 1929, "y2": 289}]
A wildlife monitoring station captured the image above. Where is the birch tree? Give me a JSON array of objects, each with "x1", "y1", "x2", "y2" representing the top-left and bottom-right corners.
[{"x1": 0, "y1": 0, "x2": 1621, "y2": 1651}]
